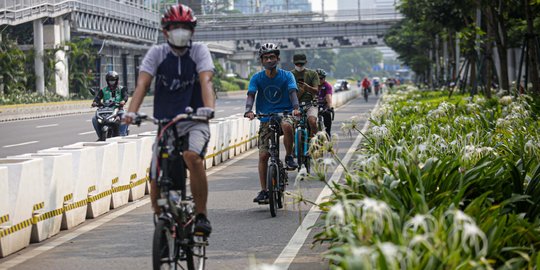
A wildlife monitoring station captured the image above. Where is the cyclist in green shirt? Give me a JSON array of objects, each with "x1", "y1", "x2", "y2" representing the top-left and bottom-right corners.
[{"x1": 290, "y1": 54, "x2": 320, "y2": 137}]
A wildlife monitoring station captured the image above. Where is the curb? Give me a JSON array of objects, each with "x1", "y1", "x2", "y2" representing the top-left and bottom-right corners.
[{"x1": 0, "y1": 91, "x2": 247, "y2": 123}]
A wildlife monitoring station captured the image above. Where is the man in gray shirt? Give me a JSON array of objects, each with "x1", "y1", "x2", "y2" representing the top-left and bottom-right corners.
[{"x1": 124, "y1": 3, "x2": 215, "y2": 237}]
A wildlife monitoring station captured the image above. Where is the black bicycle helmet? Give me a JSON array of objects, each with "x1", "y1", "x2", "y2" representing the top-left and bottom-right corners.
[
  {"x1": 258, "y1": 43, "x2": 280, "y2": 59},
  {"x1": 316, "y1": 68, "x2": 327, "y2": 79},
  {"x1": 106, "y1": 71, "x2": 119, "y2": 89}
]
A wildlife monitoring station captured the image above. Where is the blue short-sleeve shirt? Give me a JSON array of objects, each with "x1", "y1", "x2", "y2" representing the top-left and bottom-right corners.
[{"x1": 248, "y1": 69, "x2": 298, "y2": 122}]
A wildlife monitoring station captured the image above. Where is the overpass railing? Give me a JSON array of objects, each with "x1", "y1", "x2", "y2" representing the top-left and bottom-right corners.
[
  {"x1": 0, "y1": 0, "x2": 159, "y2": 26},
  {"x1": 198, "y1": 8, "x2": 403, "y2": 27}
]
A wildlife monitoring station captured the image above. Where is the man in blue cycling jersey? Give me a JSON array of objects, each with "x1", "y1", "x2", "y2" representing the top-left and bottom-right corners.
[
  {"x1": 123, "y1": 4, "x2": 214, "y2": 237},
  {"x1": 244, "y1": 43, "x2": 300, "y2": 203}
]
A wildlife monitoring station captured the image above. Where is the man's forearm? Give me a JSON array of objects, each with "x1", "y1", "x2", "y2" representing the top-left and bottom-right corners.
[
  {"x1": 128, "y1": 73, "x2": 151, "y2": 113},
  {"x1": 200, "y1": 71, "x2": 215, "y2": 109},
  {"x1": 245, "y1": 93, "x2": 255, "y2": 113}
]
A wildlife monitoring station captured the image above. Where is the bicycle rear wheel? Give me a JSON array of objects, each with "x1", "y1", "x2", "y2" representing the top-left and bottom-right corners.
[
  {"x1": 152, "y1": 220, "x2": 176, "y2": 270},
  {"x1": 267, "y1": 163, "x2": 278, "y2": 217}
]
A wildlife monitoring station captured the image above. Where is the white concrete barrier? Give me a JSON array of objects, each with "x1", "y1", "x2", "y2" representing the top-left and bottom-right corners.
[
  {"x1": 39, "y1": 146, "x2": 94, "y2": 230},
  {"x1": 0, "y1": 166, "x2": 10, "y2": 257},
  {"x1": 205, "y1": 123, "x2": 218, "y2": 169},
  {"x1": 111, "y1": 141, "x2": 137, "y2": 208},
  {"x1": 7, "y1": 153, "x2": 72, "y2": 243},
  {"x1": 108, "y1": 135, "x2": 153, "y2": 201},
  {"x1": 0, "y1": 158, "x2": 44, "y2": 258},
  {"x1": 209, "y1": 120, "x2": 223, "y2": 166},
  {"x1": 136, "y1": 132, "x2": 157, "y2": 194},
  {"x1": 227, "y1": 116, "x2": 239, "y2": 158},
  {"x1": 68, "y1": 142, "x2": 117, "y2": 218}
]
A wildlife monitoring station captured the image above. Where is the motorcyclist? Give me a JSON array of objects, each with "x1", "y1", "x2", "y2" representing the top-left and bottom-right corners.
[{"x1": 91, "y1": 71, "x2": 129, "y2": 139}]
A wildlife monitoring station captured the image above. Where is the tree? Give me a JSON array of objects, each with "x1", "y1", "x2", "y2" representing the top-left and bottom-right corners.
[{"x1": 0, "y1": 35, "x2": 27, "y2": 94}]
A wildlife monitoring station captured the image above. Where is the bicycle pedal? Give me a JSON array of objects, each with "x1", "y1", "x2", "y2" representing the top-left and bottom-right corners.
[{"x1": 193, "y1": 236, "x2": 209, "y2": 245}]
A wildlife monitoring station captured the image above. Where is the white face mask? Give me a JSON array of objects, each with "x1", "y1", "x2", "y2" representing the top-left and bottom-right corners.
[
  {"x1": 167, "y1": 28, "x2": 192, "y2": 47},
  {"x1": 295, "y1": 66, "x2": 305, "y2": 72}
]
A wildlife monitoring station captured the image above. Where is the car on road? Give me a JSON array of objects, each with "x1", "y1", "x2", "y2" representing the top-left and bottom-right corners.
[{"x1": 333, "y1": 79, "x2": 349, "y2": 92}]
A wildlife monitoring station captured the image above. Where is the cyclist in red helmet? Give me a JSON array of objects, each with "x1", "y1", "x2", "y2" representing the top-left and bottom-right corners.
[{"x1": 124, "y1": 4, "x2": 215, "y2": 237}]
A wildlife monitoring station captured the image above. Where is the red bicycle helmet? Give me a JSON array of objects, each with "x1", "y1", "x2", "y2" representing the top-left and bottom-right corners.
[{"x1": 161, "y1": 4, "x2": 197, "y2": 30}]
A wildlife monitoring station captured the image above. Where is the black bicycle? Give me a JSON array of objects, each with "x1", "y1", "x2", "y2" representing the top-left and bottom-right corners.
[
  {"x1": 317, "y1": 101, "x2": 334, "y2": 137},
  {"x1": 255, "y1": 112, "x2": 290, "y2": 217},
  {"x1": 133, "y1": 112, "x2": 209, "y2": 270}
]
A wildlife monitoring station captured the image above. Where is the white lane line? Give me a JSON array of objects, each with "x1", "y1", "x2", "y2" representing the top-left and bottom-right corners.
[
  {"x1": 274, "y1": 98, "x2": 374, "y2": 269},
  {"x1": 36, "y1": 124, "x2": 58, "y2": 128},
  {"x1": 78, "y1": 131, "x2": 95, "y2": 135},
  {"x1": 233, "y1": 107, "x2": 241, "y2": 110},
  {"x1": 224, "y1": 101, "x2": 231, "y2": 104},
  {"x1": 0, "y1": 198, "x2": 150, "y2": 270},
  {"x1": 216, "y1": 110, "x2": 225, "y2": 113},
  {"x1": 86, "y1": 119, "x2": 92, "y2": 122},
  {"x1": 0, "y1": 148, "x2": 259, "y2": 269},
  {"x1": 3, "y1": 141, "x2": 39, "y2": 148}
]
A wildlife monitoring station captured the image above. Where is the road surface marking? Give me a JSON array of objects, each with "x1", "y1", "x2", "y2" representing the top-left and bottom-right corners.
[
  {"x1": 216, "y1": 110, "x2": 225, "y2": 113},
  {"x1": 233, "y1": 107, "x2": 241, "y2": 110},
  {"x1": 3, "y1": 141, "x2": 39, "y2": 148},
  {"x1": 36, "y1": 124, "x2": 58, "y2": 128},
  {"x1": 224, "y1": 101, "x2": 231, "y2": 104},
  {"x1": 78, "y1": 131, "x2": 95, "y2": 135},
  {"x1": 274, "y1": 97, "x2": 375, "y2": 269}
]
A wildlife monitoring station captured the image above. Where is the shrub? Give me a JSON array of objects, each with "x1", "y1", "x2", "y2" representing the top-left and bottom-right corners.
[
  {"x1": 221, "y1": 80, "x2": 240, "y2": 91},
  {"x1": 306, "y1": 90, "x2": 540, "y2": 269}
]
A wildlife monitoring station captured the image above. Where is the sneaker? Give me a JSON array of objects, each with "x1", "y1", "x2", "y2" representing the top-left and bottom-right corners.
[
  {"x1": 253, "y1": 190, "x2": 269, "y2": 204},
  {"x1": 285, "y1": 155, "x2": 298, "y2": 169},
  {"x1": 194, "y1": 213, "x2": 212, "y2": 237}
]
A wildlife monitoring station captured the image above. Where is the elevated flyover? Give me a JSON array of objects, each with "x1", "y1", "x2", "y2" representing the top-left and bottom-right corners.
[{"x1": 195, "y1": 8, "x2": 403, "y2": 51}]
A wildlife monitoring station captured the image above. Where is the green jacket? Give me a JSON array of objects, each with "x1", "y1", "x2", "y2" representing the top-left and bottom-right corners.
[
  {"x1": 291, "y1": 68, "x2": 320, "y2": 103},
  {"x1": 93, "y1": 86, "x2": 128, "y2": 108}
]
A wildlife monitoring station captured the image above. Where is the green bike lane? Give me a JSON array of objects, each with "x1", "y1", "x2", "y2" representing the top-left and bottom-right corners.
[{"x1": 0, "y1": 93, "x2": 379, "y2": 270}]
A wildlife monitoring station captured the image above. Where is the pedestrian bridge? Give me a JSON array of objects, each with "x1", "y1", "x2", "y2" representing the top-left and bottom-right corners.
[{"x1": 195, "y1": 8, "x2": 403, "y2": 51}]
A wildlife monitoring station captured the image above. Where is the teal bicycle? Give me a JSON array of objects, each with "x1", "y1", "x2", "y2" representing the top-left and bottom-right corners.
[{"x1": 294, "y1": 101, "x2": 316, "y2": 173}]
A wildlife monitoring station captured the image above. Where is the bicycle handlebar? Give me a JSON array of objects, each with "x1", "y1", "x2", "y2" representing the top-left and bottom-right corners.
[
  {"x1": 254, "y1": 111, "x2": 292, "y2": 119},
  {"x1": 131, "y1": 112, "x2": 211, "y2": 127}
]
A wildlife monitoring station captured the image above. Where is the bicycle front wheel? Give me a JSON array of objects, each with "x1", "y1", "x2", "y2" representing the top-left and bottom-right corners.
[
  {"x1": 267, "y1": 163, "x2": 279, "y2": 217},
  {"x1": 152, "y1": 220, "x2": 176, "y2": 270},
  {"x1": 186, "y1": 239, "x2": 206, "y2": 270}
]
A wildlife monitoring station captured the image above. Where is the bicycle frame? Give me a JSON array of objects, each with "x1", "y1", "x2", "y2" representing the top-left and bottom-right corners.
[
  {"x1": 135, "y1": 112, "x2": 209, "y2": 270},
  {"x1": 255, "y1": 112, "x2": 289, "y2": 217},
  {"x1": 294, "y1": 102, "x2": 312, "y2": 172}
]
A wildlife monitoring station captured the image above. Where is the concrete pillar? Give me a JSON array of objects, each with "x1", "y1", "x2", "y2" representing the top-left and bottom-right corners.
[
  {"x1": 33, "y1": 19, "x2": 45, "y2": 95},
  {"x1": 44, "y1": 18, "x2": 70, "y2": 97}
]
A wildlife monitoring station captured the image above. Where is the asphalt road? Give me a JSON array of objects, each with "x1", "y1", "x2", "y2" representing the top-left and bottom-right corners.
[
  {"x1": 0, "y1": 92, "x2": 380, "y2": 270},
  {"x1": 0, "y1": 95, "x2": 247, "y2": 158}
]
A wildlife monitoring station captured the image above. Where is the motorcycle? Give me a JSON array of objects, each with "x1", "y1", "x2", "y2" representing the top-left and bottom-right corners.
[{"x1": 94, "y1": 100, "x2": 123, "y2": 141}]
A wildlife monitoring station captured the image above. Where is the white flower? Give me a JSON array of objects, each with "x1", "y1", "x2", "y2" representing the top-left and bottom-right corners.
[
  {"x1": 499, "y1": 96, "x2": 512, "y2": 106},
  {"x1": 325, "y1": 202, "x2": 346, "y2": 230},
  {"x1": 294, "y1": 167, "x2": 308, "y2": 186},
  {"x1": 461, "y1": 222, "x2": 488, "y2": 256},
  {"x1": 355, "y1": 198, "x2": 394, "y2": 233},
  {"x1": 403, "y1": 214, "x2": 436, "y2": 238}
]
